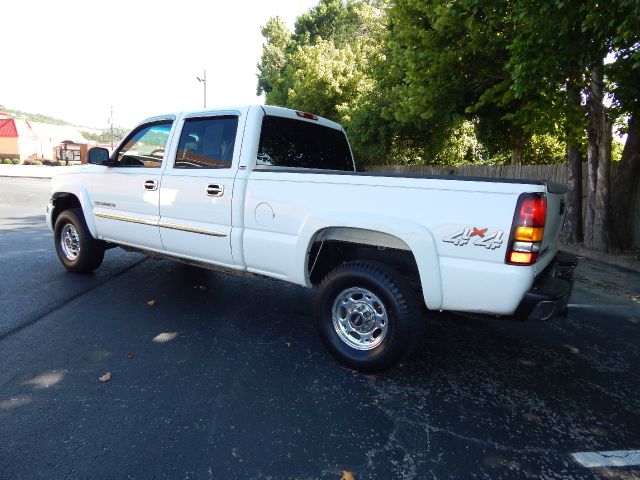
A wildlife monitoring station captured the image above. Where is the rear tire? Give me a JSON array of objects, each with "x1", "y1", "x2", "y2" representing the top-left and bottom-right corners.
[
  {"x1": 54, "y1": 208, "x2": 104, "y2": 273},
  {"x1": 314, "y1": 260, "x2": 421, "y2": 372}
]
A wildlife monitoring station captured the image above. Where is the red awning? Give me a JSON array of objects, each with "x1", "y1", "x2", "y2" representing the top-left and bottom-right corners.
[{"x1": 0, "y1": 119, "x2": 18, "y2": 137}]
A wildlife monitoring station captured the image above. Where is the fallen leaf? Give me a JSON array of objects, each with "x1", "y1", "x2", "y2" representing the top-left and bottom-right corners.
[
  {"x1": 98, "y1": 372, "x2": 112, "y2": 382},
  {"x1": 127, "y1": 352, "x2": 134, "y2": 359},
  {"x1": 563, "y1": 344, "x2": 580, "y2": 354},
  {"x1": 147, "y1": 300, "x2": 156, "y2": 306},
  {"x1": 341, "y1": 471, "x2": 356, "y2": 480}
]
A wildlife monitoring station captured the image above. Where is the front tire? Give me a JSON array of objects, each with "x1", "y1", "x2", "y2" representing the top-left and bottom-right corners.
[
  {"x1": 314, "y1": 261, "x2": 421, "y2": 372},
  {"x1": 54, "y1": 208, "x2": 104, "y2": 273}
]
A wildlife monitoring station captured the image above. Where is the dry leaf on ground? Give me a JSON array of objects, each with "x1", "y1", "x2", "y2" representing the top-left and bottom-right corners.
[
  {"x1": 341, "y1": 471, "x2": 356, "y2": 480},
  {"x1": 127, "y1": 352, "x2": 134, "y2": 359},
  {"x1": 147, "y1": 300, "x2": 156, "y2": 306},
  {"x1": 98, "y1": 372, "x2": 112, "y2": 382}
]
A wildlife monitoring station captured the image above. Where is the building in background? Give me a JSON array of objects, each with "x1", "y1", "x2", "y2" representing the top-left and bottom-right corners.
[
  {"x1": 0, "y1": 111, "x2": 89, "y2": 162},
  {"x1": 0, "y1": 113, "x2": 20, "y2": 160}
]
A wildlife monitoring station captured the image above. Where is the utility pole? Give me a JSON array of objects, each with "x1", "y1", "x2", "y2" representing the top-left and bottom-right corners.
[
  {"x1": 110, "y1": 106, "x2": 114, "y2": 150},
  {"x1": 196, "y1": 69, "x2": 207, "y2": 108}
]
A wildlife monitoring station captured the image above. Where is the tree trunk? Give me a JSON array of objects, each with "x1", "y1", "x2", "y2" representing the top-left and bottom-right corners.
[
  {"x1": 562, "y1": 76, "x2": 583, "y2": 244},
  {"x1": 563, "y1": 142, "x2": 583, "y2": 243},
  {"x1": 610, "y1": 113, "x2": 640, "y2": 251},
  {"x1": 584, "y1": 126, "x2": 598, "y2": 247},
  {"x1": 584, "y1": 61, "x2": 612, "y2": 252},
  {"x1": 511, "y1": 148, "x2": 521, "y2": 166},
  {"x1": 593, "y1": 119, "x2": 612, "y2": 252},
  {"x1": 510, "y1": 136, "x2": 527, "y2": 166}
]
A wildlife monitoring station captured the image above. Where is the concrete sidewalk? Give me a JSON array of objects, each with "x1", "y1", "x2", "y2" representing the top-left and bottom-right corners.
[
  {"x1": 0, "y1": 164, "x2": 73, "y2": 178},
  {"x1": 562, "y1": 242, "x2": 640, "y2": 273}
]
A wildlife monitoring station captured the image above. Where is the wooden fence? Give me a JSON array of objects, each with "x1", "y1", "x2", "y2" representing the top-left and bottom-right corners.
[{"x1": 366, "y1": 163, "x2": 639, "y2": 248}]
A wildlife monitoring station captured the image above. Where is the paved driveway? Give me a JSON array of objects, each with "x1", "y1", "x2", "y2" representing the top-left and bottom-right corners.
[{"x1": 1, "y1": 177, "x2": 639, "y2": 479}]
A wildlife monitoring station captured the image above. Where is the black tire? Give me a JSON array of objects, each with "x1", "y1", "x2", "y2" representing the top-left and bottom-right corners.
[
  {"x1": 314, "y1": 260, "x2": 421, "y2": 372},
  {"x1": 54, "y1": 208, "x2": 105, "y2": 273}
]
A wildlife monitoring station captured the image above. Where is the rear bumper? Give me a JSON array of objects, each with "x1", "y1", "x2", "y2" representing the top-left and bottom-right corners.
[{"x1": 513, "y1": 251, "x2": 578, "y2": 321}]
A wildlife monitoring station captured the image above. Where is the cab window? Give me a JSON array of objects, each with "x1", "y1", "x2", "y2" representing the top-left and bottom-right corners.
[
  {"x1": 256, "y1": 115, "x2": 354, "y2": 171},
  {"x1": 115, "y1": 121, "x2": 173, "y2": 168},
  {"x1": 174, "y1": 116, "x2": 238, "y2": 169}
]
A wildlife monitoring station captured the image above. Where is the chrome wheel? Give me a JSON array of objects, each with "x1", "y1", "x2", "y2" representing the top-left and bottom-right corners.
[
  {"x1": 332, "y1": 287, "x2": 388, "y2": 350},
  {"x1": 60, "y1": 223, "x2": 80, "y2": 261}
]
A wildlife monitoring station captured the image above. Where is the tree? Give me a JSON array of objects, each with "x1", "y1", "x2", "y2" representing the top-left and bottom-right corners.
[
  {"x1": 384, "y1": 0, "x2": 557, "y2": 165},
  {"x1": 601, "y1": 0, "x2": 640, "y2": 251},
  {"x1": 492, "y1": 0, "x2": 640, "y2": 251},
  {"x1": 257, "y1": 0, "x2": 388, "y2": 165},
  {"x1": 81, "y1": 127, "x2": 129, "y2": 145},
  {"x1": 256, "y1": 17, "x2": 292, "y2": 107}
]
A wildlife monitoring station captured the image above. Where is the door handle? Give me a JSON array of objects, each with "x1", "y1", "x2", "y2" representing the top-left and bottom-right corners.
[
  {"x1": 144, "y1": 179, "x2": 158, "y2": 191},
  {"x1": 206, "y1": 184, "x2": 224, "y2": 197}
]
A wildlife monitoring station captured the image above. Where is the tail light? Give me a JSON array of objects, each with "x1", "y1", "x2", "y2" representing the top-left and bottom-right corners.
[
  {"x1": 506, "y1": 193, "x2": 546, "y2": 265},
  {"x1": 295, "y1": 111, "x2": 318, "y2": 120}
]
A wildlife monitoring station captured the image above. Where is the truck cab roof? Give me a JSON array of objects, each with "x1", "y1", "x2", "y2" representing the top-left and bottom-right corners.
[{"x1": 138, "y1": 105, "x2": 344, "y2": 133}]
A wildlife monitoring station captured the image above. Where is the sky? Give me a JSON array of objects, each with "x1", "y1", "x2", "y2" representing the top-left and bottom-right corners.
[{"x1": 1, "y1": 0, "x2": 318, "y2": 129}]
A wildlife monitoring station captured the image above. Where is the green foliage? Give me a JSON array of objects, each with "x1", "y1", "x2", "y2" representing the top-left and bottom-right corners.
[
  {"x1": 11, "y1": 158, "x2": 20, "y2": 164},
  {"x1": 257, "y1": 1, "x2": 388, "y2": 165},
  {"x1": 256, "y1": 0, "x2": 639, "y2": 168},
  {"x1": 2, "y1": 158, "x2": 13, "y2": 164},
  {"x1": 256, "y1": 16, "x2": 292, "y2": 105},
  {"x1": 432, "y1": 120, "x2": 489, "y2": 166},
  {"x1": 384, "y1": 1, "x2": 529, "y2": 155},
  {"x1": 520, "y1": 134, "x2": 567, "y2": 165},
  {"x1": 2, "y1": 108, "x2": 71, "y2": 125},
  {"x1": 81, "y1": 127, "x2": 129, "y2": 145},
  {"x1": 612, "y1": 138, "x2": 625, "y2": 162}
]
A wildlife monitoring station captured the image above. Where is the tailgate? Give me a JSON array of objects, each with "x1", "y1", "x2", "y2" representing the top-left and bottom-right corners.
[{"x1": 541, "y1": 181, "x2": 568, "y2": 254}]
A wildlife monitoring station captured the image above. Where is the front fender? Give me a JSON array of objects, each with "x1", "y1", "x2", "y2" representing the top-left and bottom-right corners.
[
  {"x1": 50, "y1": 181, "x2": 98, "y2": 239},
  {"x1": 295, "y1": 212, "x2": 443, "y2": 310}
]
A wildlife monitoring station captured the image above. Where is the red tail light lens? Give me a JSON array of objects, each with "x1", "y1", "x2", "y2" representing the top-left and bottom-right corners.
[
  {"x1": 507, "y1": 193, "x2": 546, "y2": 266},
  {"x1": 518, "y1": 195, "x2": 547, "y2": 227}
]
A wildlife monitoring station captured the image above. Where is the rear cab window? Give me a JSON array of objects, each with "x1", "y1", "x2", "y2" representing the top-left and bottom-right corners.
[
  {"x1": 174, "y1": 116, "x2": 238, "y2": 169},
  {"x1": 256, "y1": 115, "x2": 354, "y2": 171}
]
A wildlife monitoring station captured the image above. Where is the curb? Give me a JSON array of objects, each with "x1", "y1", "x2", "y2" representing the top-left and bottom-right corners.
[
  {"x1": 0, "y1": 165, "x2": 70, "y2": 179},
  {"x1": 561, "y1": 243, "x2": 640, "y2": 273}
]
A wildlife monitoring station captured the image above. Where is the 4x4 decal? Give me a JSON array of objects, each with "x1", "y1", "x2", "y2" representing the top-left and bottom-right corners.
[{"x1": 443, "y1": 227, "x2": 504, "y2": 250}]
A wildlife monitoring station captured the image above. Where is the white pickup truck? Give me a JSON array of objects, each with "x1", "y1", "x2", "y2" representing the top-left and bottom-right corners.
[{"x1": 47, "y1": 105, "x2": 577, "y2": 371}]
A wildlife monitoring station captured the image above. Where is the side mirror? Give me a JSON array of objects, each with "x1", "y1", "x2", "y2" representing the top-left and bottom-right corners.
[{"x1": 88, "y1": 147, "x2": 111, "y2": 166}]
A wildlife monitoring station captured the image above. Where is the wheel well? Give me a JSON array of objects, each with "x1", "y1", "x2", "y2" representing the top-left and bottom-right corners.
[
  {"x1": 52, "y1": 193, "x2": 81, "y2": 227},
  {"x1": 308, "y1": 236, "x2": 422, "y2": 294}
]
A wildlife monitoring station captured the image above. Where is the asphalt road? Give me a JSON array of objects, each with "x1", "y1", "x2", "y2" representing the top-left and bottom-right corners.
[{"x1": 0, "y1": 177, "x2": 639, "y2": 480}]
